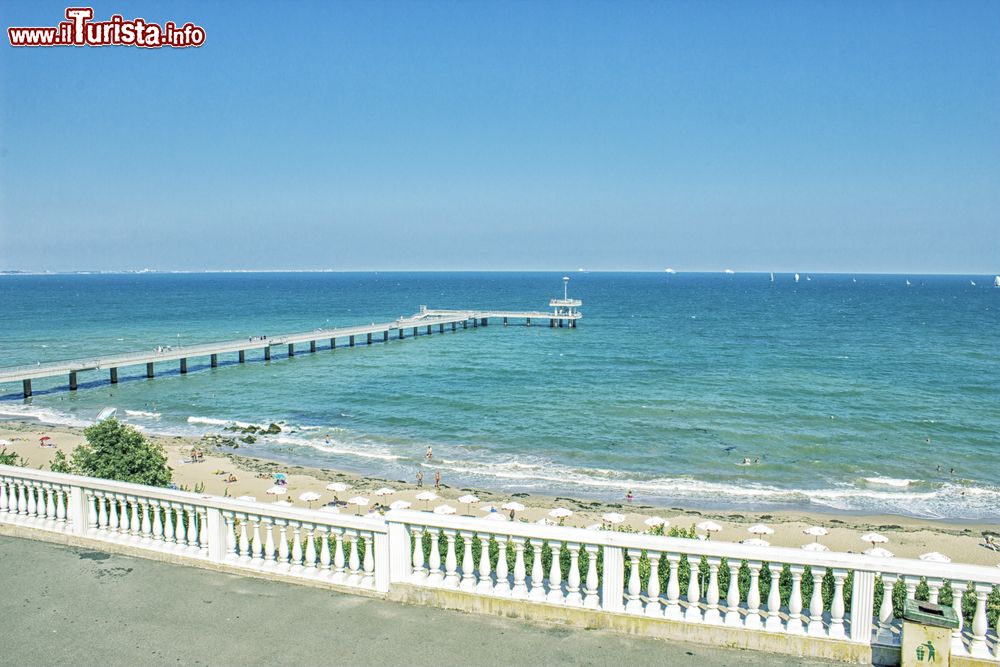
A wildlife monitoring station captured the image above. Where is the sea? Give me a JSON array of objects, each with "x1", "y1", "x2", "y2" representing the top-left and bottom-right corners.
[{"x1": 1, "y1": 272, "x2": 997, "y2": 521}]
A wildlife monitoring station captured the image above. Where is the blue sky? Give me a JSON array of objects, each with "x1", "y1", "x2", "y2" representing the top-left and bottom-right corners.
[{"x1": 1, "y1": 1, "x2": 998, "y2": 272}]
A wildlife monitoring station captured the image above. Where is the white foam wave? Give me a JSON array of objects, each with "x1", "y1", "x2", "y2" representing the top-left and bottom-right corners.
[
  {"x1": 0, "y1": 404, "x2": 91, "y2": 428},
  {"x1": 186, "y1": 416, "x2": 270, "y2": 430},
  {"x1": 863, "y1": 477, "x2": 916, "y2": 488},
  {"x1": 274, "y1": 435, "x2": 403, "y2": 462},
  {"x1": 125, "y1": 410, "x2": 161, "y2": 419}
]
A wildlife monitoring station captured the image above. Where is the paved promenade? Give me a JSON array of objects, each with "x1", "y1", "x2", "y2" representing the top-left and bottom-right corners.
[{"x1": 0, "y1": 536, "x2": 836, "y2": 666}]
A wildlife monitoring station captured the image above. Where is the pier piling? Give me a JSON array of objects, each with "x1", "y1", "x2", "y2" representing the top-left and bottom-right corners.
[
  {"x1": 264, "y1": 347, "x2": 271, "y2": 361},
  {"x1": 481, "y1": 318, "x2": 488, "y2": 326},
  {"x1": 110, "y1": 368, "x2": 118, "y2": 384},
  {"x1": 210, "y1": 354, "x2": 218, "y2": 368},
  {"x1": 330, "y1": 338, "x2": 336, "y2": 349},
  {"x1": 439, "y1": 323, "x2": 444, "y2": 333},
  {"x1": 69, "y1": 371, "x2": 77, "y2": 391},
  {"x1": 180, "y1": 358, "x2": 188, "y2": 374},
  {"x1": 367, "y1": 333, "x2": 372, "y2": 345},
  {"x1": 238, "y1": 350, "x2": 245, "y2": 363},
  {"x1": 550, "y1": 319, "x2": 554, "y2": 328},
  {"x1": 288, "y1": 344, "x2": 295, "y2": 357},
  {"x1": 383, "y1": 331, "x2": 388, "y2": 342},
  {"x1": 349, "y1": 335, "x2": 355, "y2": 347},
  {"x1": 412, "y1": 327, "x2": 418, "y2": 337},
  {"x1": 426, "y1": 325, "x2": 432, "y2": 335},
  {"x1": 23, "y1": 379, "x2": 31, "y2": 398},
  {"x1": 146, "y1": 362, "x2": 154, "y2": 378},
  {"x1": 503, "y1": 317, "x2": 508, "y2": 326},
  {"x1": 398, "y1": 329, "x2": 404, "y2": 339},
  {"x1": 310, "y1": 340, "x2": 317, "y2": 353}
]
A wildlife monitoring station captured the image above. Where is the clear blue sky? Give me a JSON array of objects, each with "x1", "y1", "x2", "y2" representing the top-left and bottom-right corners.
[{"x1": 1, "y1": 0, "x2": 998, "y2": 273}]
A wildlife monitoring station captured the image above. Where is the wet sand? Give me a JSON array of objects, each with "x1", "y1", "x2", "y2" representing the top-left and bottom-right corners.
[{"x1": 2, "y1": 421, "x2": 997, "y2": 566}]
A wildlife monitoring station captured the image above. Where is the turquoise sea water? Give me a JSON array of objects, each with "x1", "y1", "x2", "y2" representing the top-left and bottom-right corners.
[{"x1": 1, "y1": 272, "x2": 997, "y2": 520}]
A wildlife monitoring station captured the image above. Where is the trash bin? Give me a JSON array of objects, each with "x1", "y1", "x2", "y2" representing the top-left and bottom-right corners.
[{"x1": 901, "y1": 599, "x2": 959, "y2": 666}]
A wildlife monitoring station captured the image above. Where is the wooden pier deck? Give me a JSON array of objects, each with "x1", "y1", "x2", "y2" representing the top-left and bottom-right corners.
[{"x1": 0, "y1": 307, "x2": 580, "y2": 397}]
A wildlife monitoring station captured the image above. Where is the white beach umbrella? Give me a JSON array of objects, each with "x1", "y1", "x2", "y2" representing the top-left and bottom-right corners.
[
  {"x1": 602, "y1": 512, "x2": 626, "y2": 525},
  {"x1": 919, "y1": 552, "x2": 951, "y2": 563},
  {"x1": 326, "y1": 482, "x2": 349, "y2": 492},
  {"x1": 697, "y1": 520, "x2": 722, "y2": 539},
  {"x1": 0, "y1": 439, "x2": 10, "y2": 446},
  {"x1": 457, "y1": 494, "x2": 480, "y2": 514},
  {"x1": 864, "y1": 547, "x2": 894, "y2": 558},
  {"x1": 347, "y1": 496, "x2": 369, "y2": 514},
  {"x1": 272, "y1": 500, "x2": 292, "y2": 507},
  {"x1": 801, "y1": 542, "x2": 830, "y2": 552},
  {"x1": 501, "y1": 501, "x2": 526, "y2": 512},
  {"x1": 298, "y1": 491, "x2": 321, "y2": 508},
  {"x1": 644, "y1": 516, "x2": 668, "y2": 528},
  {"x1": 415, "y1": 491, "x2": 438, "y2": 509},
  {"x1": 373, "y1": 487, "x2": 396, "y2": 498},
  {"x1": 236, "y1": 495, "x2": 256, "y2": 502},
  {"x1": 549, "y1": 508, "x2": 573, "y2": 524},
  {"x1": 861, "y1": 532, "x2": 889, "y2": 549},
  {"x1": 265, "y1": 485, "x2": 287, "y2": 496},
  {"x1": 389, "y1": 500, "x2": 412, "y2": 511},
  {"x1": 484, "y1": 513, "x2": 508, "y2": 522},
  {"x1": 803, "y1": 526, "x2": 829, "y2": 541},
  {"x1": 748, "y1": 523, "x2": 774, "y2": 536},
  {"x1": 433, "y1": 504, "x2": 456, "y2": 515},
  {"x1": 743, "y1": 538, "x2": 771, "y2": 547}
]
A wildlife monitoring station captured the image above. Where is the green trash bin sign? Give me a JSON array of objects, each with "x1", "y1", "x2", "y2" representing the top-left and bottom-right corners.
[{"x1": 901, "y1": 599, "x2": 959, "y2": 667}]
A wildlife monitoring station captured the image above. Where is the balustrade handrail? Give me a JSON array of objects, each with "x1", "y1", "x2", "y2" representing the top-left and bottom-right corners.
[{"x1": 0, "y1": 464, "x2": 386, "y2": 532}]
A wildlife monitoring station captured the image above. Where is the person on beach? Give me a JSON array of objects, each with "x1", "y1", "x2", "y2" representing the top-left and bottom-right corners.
[
  {"x1": 434, "y1": 471, "x2": 441, "y2": 488},
  {"x1": 416, "y1": 471, "x2": 423, "y2": 487},
  {"x1": 425, "y1": 446, "x2": 433, "y2": 461},
  {"x1": 626, "y1": 489, "x2": 634, "y2": 503}
]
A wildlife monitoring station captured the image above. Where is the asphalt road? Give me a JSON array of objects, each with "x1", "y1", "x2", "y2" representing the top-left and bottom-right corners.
[{"x1": 0, "y1": 535, "x2": 835, "y2": 666}]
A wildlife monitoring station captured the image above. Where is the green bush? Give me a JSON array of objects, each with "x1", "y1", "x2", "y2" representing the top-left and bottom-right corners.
[{"x1": 69, "y1": 418, "x2": 172, "y2": 486}]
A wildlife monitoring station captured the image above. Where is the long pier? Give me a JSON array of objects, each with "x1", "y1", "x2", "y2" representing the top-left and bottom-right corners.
[{"x1": 0, "y1": 306, "x2": 581, "y2": 398}]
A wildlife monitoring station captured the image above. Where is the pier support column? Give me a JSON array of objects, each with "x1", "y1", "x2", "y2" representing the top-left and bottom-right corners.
[
  {"x1": 439, "y1": 323, "x2": 444, "y2": 333},
  {"x1": 383, "y1": 331, "x2": 388, "y2": 342},
  {"x1": 571, "y1": 319, "x2": 577, "y2": 328},
  {"x1": 412, "y1": 327, "x2": 418, "y2": 337},
  {"x1": 69, "y1": 371, "x2": 78, "y2": 391},
  {"x1": 180, "y1": 358, "x2": 188, "y2": 374},
  {"x1": 23, "y1": 379, "x2": 32, "y2": 398},
  {"x1": 146, "y1": 362, "x2": 154, "y2": 378},
  {"x1": 426, "y1": 325, "x2": 432, "y2": 335},
  {"x1": 310, "y1": 340, "x2": 317, "y2": 353},
  {"x1": 330, "y1": 338, "x2": 336, "y2": 349},
  {"x1": 349, "y1": 335, "x2": 356, "y2": 347},
  {"x1": 472, "y1": 319, "x2": 478, "y2": 328},
  {"x1": 481, "y1": 318, "x2": 488, "y2": 326},
  {"x1": 503, "y1": 317, "x2": 508, "y2": 326},
  {"x1": 526, "y1": 318, "x2": 531, "y2": 326},
  {"x1": 264, "y1": 347, "x2": 271, "y2": 361},
  {"x1": 110, "y1": 368, "x2": 118, "y2": 384},
  {"x1": 398, "y1": 329, "x2": 404, "y2": 339},
  {"x1": 210, "y1": 353, "x2": 218, "y2": 368},
  {"x1": 463, "y1": 320, "x2": 468, "y2": 329},
  {"x1": 367, "y1": 333, "x2": 372, "y2": 345},
  {"x1": 549, "y1": 319, "x2": 555, "y2": 328},
  {"x1": 238, "y1": 350, "x2": 245, "y2": 363},
  {"x1": 559, "y1": 319, "x2": 564, "y2": 328},
  {"x1": 451, "y1": 322, "x2": 456, "y2": 332},
  {"x1": 288, "y1": 344, "x2": 295, "y2": 357}
]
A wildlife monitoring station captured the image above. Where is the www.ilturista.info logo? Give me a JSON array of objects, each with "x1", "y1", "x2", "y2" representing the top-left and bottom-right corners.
[{"x1": 8, "y1": 7, "x2": 205, "y2": 48}]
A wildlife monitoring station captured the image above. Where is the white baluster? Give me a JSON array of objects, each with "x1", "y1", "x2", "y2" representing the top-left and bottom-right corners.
[
  {"x1": 528, "y1": 539, "x2": 546, "y2": 601},
  {"x1": 12, "y1": 481, "x2": 23, "y2": 514},
  {"x1": 765, "y1": 563, "x2": 783, "y2": 631},
  {"x1": 624, "y1": 549, "x2": 643, "y2": 614},
  {"x1": 476, "y1": 533, "x2": 494, "y2": 594},
  {"x1": 565, "y1": 542, "x2": 582, "y2": 606},
  {"x1": 904, "y1": 576, "x2": 917, "y2": 601},
  {"x1": 745, "y1": 561, "x2": 762, "y2": 629},
  {"x1": 787, "y1": 565, "x2": 805, "y2": 634},
  {"x1": 926, "y1": 577, "x2": 942, "y2": 605},
  {"x1": 333, "y1": 529, "x2": 346, "y2": 581},
  {"x1": 0, "y1": 478, "x2": 7, "y2": 513},
  {"x1": 277, "y1": 522, "x2": 290, "y2": 569},
  {"x1": 141, "y1": 500, "x2": 152, "y2": 541},
  {"x1": 362, "y1": 532, "x2": 375, "y2": 587},
  {"x1": 56, "y1": 487, "x2": 67, "y2": 523},
  {"x1": 45, "y1": 486, "x2": 57, "y2": 522},
  {"x1": 704, "y1": 557, "x2": 722, "y2": 624},
  {"x1": 251, "y1": 516, "x2": 264, "y2": 564},
  {"x1": 664, "y1": 553, "x2": 682, "y2": 619},
  {"x1": 950, "y1": 581, "x2": 967, "y2": 656},
  {"x1": 547, "y1": 542, "x2": 564, "y2": 604},
  {"x1": 443, "y1": 530, "x2": 459, "y2": 588},
  {"x1": 829, "y1": 568, "x2": 846, "y2": 638},
  {"x1": 494, "y1": 536, "x2": 510, "y2": 596},
  {"x1": 87, "y1": 492, "x2": 98, "y2": 534},
  {"x1": 304, "y1": 524, "x2": 317, "y2": 571},
  {"x1": 644, "y1": 551, "x2": 662, "y2": 617},
  {"x1": 969, "y1": 583, "x2": 991, "y2": 658},
  {"x1": 162, "y1": 502, "x2": 174, "y2": 545},
  {"x1": 198, "y1": 510, "x2": 209, "y2": 557},
  {"x1": 152, "y1": 503, "x2": 163, "y2": 542},
  {"x1": 427, "y1": 530, "x2": 442, "y2": 586},
  {"x1": 724, "y1": 560, "x2": 742, "y2": 626},
  {"x1": 319, "y1": 527, "x2": 331, "y2": 572},
  {"x1": 26, "y1": 483, "x2": 36, "y2": 517},
  {"x1": 685, "y1": 555, "x2": 702, "y2": 622},
  {"x1": 290, "y1": 523, "x2": 304, "y2": 572},
  {"x1": 583, "y1": 544, "x2": 600, "y2": 609},
  {"x1": 117, "y1": 497, "x2": 129, "y2": 537},
  {"x1": 225, "y1": 513, "x2": 238, "y2": 560},
  {"x1": 510, "y1": 537, "x2": 528, "y2": 598},
  {"x1": 238, "y1": 515, "x2": 250, "y2": 561},
  {"x1": 876, "y1": 573, "x2": 897, "y2": 645},
  {"x1": 263, "y1": 519, "x2": 276, "y2": 565},
  {"x1": 807, "y1": 567, "x2": 826, "y2": 636},
  {"x1": 460, "y1": 531, "x2": 476, "y2": 591},
  {"x1": 411, "y1": 527, "x2": 427, "y2": 583},
  {"x1": 185, "y1": 507, "x2": 198, "y2": 550},
  {"x1": 347, "y1": 530, "x2": 361, "y2": 585},
  {"x1": 7, "y1": 480, "x2": 17, "y2": 515},
  {"x1": 107, "y1": 495, "x2": 119, "y2": 531},
  {"x1": 129, "y1": 497, "x2": 140, "y2": 538}
]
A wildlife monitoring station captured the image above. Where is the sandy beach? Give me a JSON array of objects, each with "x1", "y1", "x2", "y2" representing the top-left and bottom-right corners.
[{"x1": 2, "y1": 420, "x2": 997, "y2": 567}]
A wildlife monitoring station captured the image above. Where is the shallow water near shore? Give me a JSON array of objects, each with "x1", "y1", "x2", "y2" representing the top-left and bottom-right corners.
[{"x1": 1, "y1": 271, "x2": 998, "y2": 520}]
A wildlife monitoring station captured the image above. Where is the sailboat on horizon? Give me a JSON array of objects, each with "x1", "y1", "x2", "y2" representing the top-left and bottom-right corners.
[
  {"x1": 794, "y1": 273, "x2": 800, "y2": 283},
  {"x1": 995, "y1": 275, "x2": 1000, "y2": 287}
]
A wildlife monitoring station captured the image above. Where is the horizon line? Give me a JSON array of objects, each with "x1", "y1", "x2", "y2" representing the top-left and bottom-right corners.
[{"x1": 1, "y1": 268, "x2": 998, "y2": 277}]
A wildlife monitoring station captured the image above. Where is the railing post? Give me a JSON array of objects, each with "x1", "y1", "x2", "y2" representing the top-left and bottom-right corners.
[
  {"x1": 850, "y1": 570, "x2": 876, "y2": 643},
  {"x1": 374, "y1": 531, "x2": 391, "y2": 593},
  {"x1": 69, "y1": 486, "x2": 88, "y2": 536},
  {"x1": 601, "y1": 544, "x2": 624, "y2": 612},
  {"x1": 387, "y1": 520, "x2": 410, "y2": 584},
  {"x1": 206, "y1": 507, "x2": 227, "y2": 562}
]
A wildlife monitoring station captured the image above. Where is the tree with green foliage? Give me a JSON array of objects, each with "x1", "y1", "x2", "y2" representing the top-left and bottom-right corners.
[
  {"x1": 0, "y1": 447, "x2": 27, "y2": 467},
  {"x1": 70, "y1": 419, "x2": 172, "y2": 486},
  {"x1": 50, "y1": 449, "x2": 73, "y2": 474}
]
